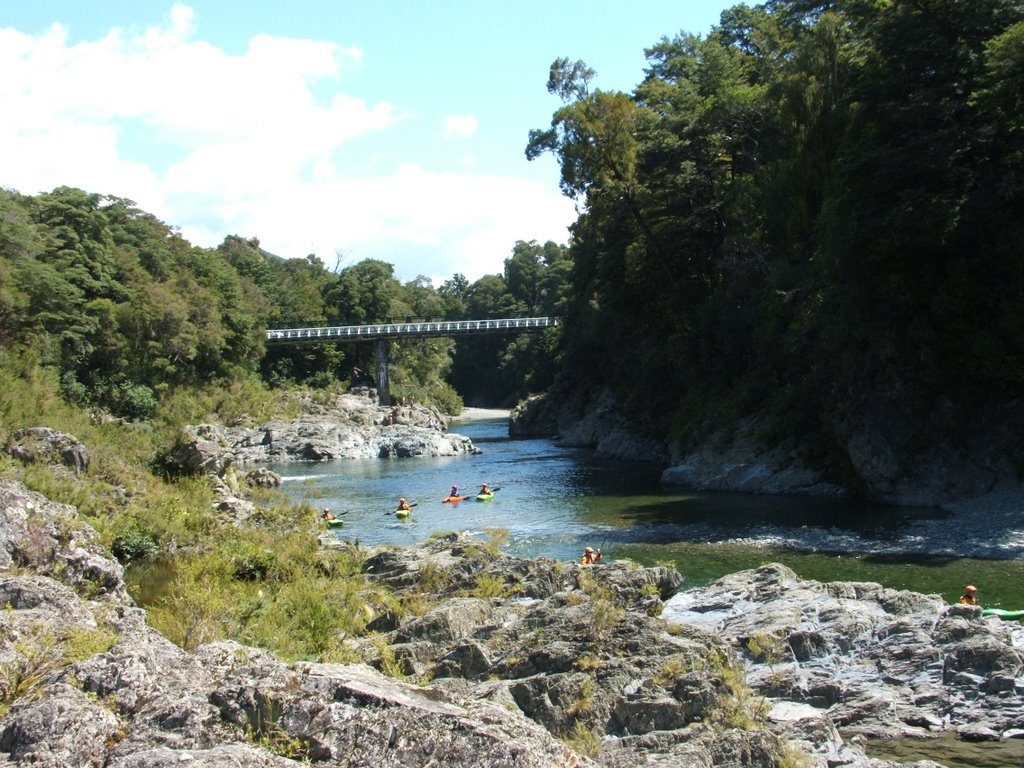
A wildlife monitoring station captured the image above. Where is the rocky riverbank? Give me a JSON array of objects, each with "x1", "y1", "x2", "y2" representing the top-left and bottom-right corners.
[
  {"x1": 169, "y1": 390, "x2": 478, "y2": 475},
  {"x1": 4, "y1": 475, "x2": 1020, "y2": 766},
  {"x1": 510, "y1": 386, "x2": 1024, "y2": 509}
]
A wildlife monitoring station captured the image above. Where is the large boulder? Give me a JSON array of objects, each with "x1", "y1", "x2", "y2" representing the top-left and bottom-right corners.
[
  {"x1": 166, "y1": 394, "x2": 476, "y2": 472},
  {"x1": 5, "y1": 427, "x2": 90, "y2": 474},
  {"x1": 0, "y1": 480, "x2": 130, "y2": 605}
]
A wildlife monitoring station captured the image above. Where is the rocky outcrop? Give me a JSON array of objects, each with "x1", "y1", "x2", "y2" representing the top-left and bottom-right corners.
[
  {"x1": 660, "y1": 417, "x2": 848, "y2": 497},
  {"x1": 517, "y1": 377, "x2": 1024, "y2": 507},
  {"x1": 4, "y1": 427, "x2": 90, "y2": 474},
  {"x1": 169, "y1": 392, "x2": 476, "y2": 473},
  {"x1": 664, "y1": 563, "x2": 1024, "y2": 743},
  {"x1": 0, "y1": 479, "x2": 592, "y2": 767},
  {"x1": 339, "y1": 533, "x2": 957, "y2": 767},
  {"x1": 829, "y1": 388, "x2": 1023, "y2": 506},
  {"x1": 510, "y1": 390, "x2": 667, "y2": 463}
]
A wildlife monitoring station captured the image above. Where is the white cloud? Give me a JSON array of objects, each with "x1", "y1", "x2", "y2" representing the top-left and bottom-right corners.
[
  {"x1": 442, "y1": 113, "x2": 478, "y2": 139},
  {"x1": 0, "y1": 5, "x2": 574, "y2": 284},
  {"x1": 175, "y1": 163, "x2": 575, "y2": 282}
]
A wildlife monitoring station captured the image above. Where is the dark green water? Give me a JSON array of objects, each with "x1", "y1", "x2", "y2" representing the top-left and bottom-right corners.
[
  {"x1": 265, "y1": 416, "x2": 1024, "y2": 611},
  {"x1": 864, "y1": 733, "x2": 1024, "y2": 768}
]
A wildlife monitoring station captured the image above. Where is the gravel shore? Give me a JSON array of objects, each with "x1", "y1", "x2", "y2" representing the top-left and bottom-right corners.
[{"x1": 451, "y1": 407, "x2": 510, "y2": 423}]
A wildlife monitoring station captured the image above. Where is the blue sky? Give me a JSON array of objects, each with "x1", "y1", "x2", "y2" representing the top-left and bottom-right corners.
[{"x1": 2, "y1": 1, "x2": 733, "y2": 283}]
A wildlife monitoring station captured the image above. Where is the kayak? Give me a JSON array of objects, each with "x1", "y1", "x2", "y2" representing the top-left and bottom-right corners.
[
  {"x1": 475, "y1": 492, "x2": 494, "y2": 502},
  {"x1": 395, "y1": 509, "x2": 412, "y2": 519},
  {"x1": 982, "y1": 608, "x2": 1024, "y2": 618},
  {"x1": 324, "y1": 519, "x2": 344, "y2": 529},
  {"x1": 442, "y1": 495, "x2": 469, "y2": 503}
]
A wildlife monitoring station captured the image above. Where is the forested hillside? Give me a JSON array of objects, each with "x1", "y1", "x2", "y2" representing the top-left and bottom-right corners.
[
  {"x1": 528, "y1": 0, "x2": 1024, "y2": 469},
  {"x1": 0, "y1": 187, "x2": 568, "y2": 422}
]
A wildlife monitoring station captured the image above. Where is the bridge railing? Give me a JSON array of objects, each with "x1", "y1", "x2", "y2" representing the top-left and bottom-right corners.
[{"x1": 265, "y1": 316, "x2": 559, "y2": 343}]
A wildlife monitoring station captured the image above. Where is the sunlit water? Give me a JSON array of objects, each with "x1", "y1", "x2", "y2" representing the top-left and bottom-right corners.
[{"x1": 270, "y1": 416, "x2": 1024, "y2": 610}]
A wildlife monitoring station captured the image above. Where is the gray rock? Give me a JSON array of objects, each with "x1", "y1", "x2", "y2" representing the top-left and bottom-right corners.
[
  {"x1": 511, "y1": 389, "x2": 668, "y2": 463},
  {"x1": 5, "y1": 427, "x2": 90, "y2": 474},
  {"x1": 0, "y1": 683, "x2": 121, "y2": 767},
  {"x1": 167, "y1": 394, "x2": 477, "y2": 473},
  {"x1": 245, "y1": 467, "x2": 282, "y2": 487},
  {"x1": 664, "y1": 563, "x2": 1024, "y2": 742},
  {"x1": 0, "y1": 481, "x2": 937, "y2": 768},
  {"x1": 0, "y1": 479, "x2": 130, "y2": 604}
]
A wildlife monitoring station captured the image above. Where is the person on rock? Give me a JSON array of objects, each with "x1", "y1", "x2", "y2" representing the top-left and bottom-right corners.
[
  {"x1": 581, "y1": 546, "x2": 602, "y2": 565},
  {"x1": 958, "y1": 584, "x2": 979, "y2": 606}
]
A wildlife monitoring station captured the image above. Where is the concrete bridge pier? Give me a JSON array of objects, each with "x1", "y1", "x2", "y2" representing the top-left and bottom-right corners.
[{"x1": 375, "y1": 339, "x2": 390, "y2": 406}]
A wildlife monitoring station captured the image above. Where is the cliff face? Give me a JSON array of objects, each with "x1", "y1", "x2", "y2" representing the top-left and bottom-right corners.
[{"x1": 511, "y1": 385, "x2": 1024, "y2": 507}]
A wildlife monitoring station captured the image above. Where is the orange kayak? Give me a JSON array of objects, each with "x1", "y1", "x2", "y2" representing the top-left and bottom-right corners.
[{"x1": 442, "y1": 495, "x2": 469, "y2": 503}]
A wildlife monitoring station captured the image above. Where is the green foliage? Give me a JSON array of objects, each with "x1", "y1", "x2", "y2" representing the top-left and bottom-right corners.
[
  {"x1": 111, "y1": 528, "x2": 158, "y2": 564},
  {"x1": 471, "y1": 573, "x2": 508, "y2": 599},
  {"x1": 525, "y1": 0, "x2": 1024, "y2": 462},
  {"x1": 577, "y1": 570, "x2": 625, "y2": 640},
  {"x1": 480, "y1": 527, "x2": 510, "y2": 555},
  {"x1": 243, "y1": 692, "x2": 311, "y2": 761},
  {"x1": 372, "y1": 635, "x2": 408, "y2": 679},
  {"x1": 746, "y1": 631, "x2": 785, "y2": 670},
  {"x1": 566, "y1": 676, "x2": 597, "y2": 716},
  {"x1": 707, "y1": 648, "x2": 769, "y2": 730}
]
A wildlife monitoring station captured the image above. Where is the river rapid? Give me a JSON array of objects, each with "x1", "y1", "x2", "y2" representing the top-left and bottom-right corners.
[{"x1": 270, "y1": 412, "x2": 1024, "y2": 612}]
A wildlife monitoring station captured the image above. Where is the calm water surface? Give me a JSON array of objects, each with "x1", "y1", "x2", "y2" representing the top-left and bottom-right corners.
[{"x1": 270, "y1": 416, "x2": 1024, "y2": 610}]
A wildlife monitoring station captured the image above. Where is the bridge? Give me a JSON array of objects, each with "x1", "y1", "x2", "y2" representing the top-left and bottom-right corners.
[{"x1": 265, "y1": 316, "x2": 559, "y2": 405}]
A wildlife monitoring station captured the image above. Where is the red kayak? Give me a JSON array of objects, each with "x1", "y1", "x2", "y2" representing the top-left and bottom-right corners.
[{"x1": 442, "y1": 495, "x2": 469, "y2": 503}]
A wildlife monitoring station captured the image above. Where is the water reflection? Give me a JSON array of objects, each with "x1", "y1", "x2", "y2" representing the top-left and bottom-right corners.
[{"x1": 864, "y1": 732, "x2": 1024, "y2": 768}]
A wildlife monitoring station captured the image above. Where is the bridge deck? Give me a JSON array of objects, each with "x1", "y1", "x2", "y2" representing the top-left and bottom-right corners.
[{"x1": 266, "y1": 316, "x2": 558, "y2": 344}]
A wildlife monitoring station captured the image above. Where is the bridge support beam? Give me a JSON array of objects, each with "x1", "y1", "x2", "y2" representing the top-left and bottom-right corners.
[{"x1": 375, "y1": 339, "x2": 390, "y2": 406}]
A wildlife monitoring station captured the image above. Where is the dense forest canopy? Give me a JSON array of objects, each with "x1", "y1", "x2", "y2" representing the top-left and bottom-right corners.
[{"x1": 528, "y1": 0, "x2": 1024, "y2": 459}]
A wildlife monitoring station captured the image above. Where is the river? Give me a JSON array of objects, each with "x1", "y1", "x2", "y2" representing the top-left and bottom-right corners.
[{"x1": 270, "y1": 413, "x2": 1024, "y2": 611}]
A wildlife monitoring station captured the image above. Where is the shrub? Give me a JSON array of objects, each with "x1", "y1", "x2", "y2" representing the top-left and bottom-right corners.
[
  {"x1": 472, "y1": 573, "x2": 507, "y2": 598},
  {"x1": 111, "y1": 528, "x2": 158, "y2": 564},
  {"x1": 563, "y1": 720, "x2": 602, "y2": 758}
]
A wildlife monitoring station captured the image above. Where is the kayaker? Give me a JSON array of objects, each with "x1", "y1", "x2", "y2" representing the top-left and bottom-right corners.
[
  {"x1": 321, "y1": 507, "x2": 336, "y2": 521},
  {"x1": 397, "y1": 497, "x2": 412, "y2": 512},
  {"x1": 450, "y1": 485, "x2": 460, "y2": 498},
  {"x1": 581, "y1": 546, "x2": 602, "y2": 565},
  {"x1": 478, "y1": 483, "x2": 491, "y2": 495},
  {"x1": 958, "y1": 584, "x2": 978, "y2": 606}
]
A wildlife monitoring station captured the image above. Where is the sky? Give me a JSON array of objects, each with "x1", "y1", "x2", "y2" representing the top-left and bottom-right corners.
[{"x1": 2, "y1": 1, "x2": 733, "y2": 284}]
